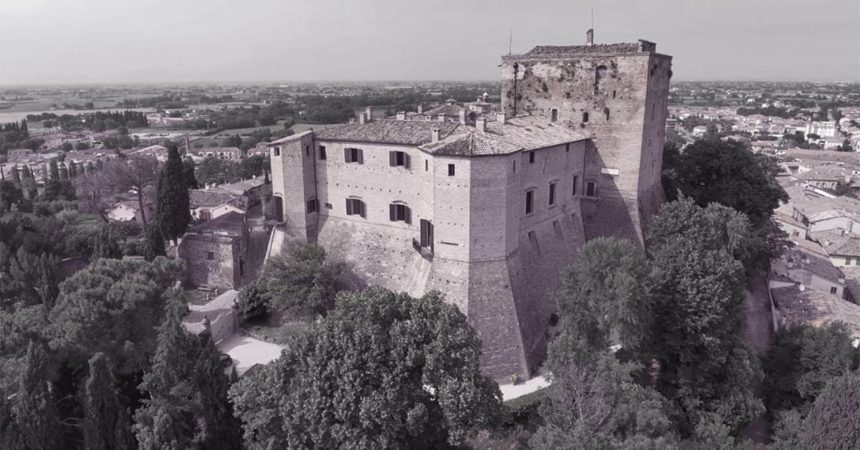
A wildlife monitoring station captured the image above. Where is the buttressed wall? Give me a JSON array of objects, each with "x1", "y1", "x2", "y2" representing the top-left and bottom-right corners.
[{"x1": 500, "y1": 39, "x2": 672, "y2": 243}]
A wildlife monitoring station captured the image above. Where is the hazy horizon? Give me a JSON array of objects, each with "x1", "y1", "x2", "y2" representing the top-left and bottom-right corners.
[{"x1": 1, "y1": 0, "x2": 858, "y2": 85}]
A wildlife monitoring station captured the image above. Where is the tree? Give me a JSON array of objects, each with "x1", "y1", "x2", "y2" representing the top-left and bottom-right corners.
[
  {"x1": 764, "y1": 323, "x2": 858, "y2": 414},
  {"x1": 36, "y1": 252, "x2": 59, "y2": 309},
  {"x1": 82, "y1": 353, "x2": 135, "y2": 450},
  {"x1": 155, "y1": 145, "x2": 191, "y2": 243},
  {"x1": 531, "y1": 346, "x2": 677, "y2": 450},
  {"x1": 236, "y1": 278, "x2": 269, "y2": 322},
  {"x1": 103, "y1": 155, "x2": 159, "y2": 226},
  {"x1": 142, "y1": 224, "x2": 166, "y2": 261},
  {"x1": 0, "y1": 181, "x2": 23, "y2": 212},
  {"x1": 14, "y1": 342, "x2": 62, "y2": 450},
  {"x1": 182, "y1": 157, "x2": 199, "y2": 189},
  {"x1": 556, "y1": 237, "x2": 653, "y2": 357},
  {"x1": 48, "y1": 257, "x2": 184, "y2": 374},
  {"x1": 93, "y1": 223, "x2": 124, "y2": 259},
  {"x1": 662, "y1": 139, "x2": 787, "y2": 229},
  {"x1": 230, "y1": 288, "x2": 503, "y2": 449},
  {"x1": 135, "y1": 291, "x2": 241, "y2": 449},
  {"x1": 647, "y1": 198, "x2": 763, "y2": 436},
  {"x1": 773, "y1": 373, "x2": 860, "y2": 450},
  {"x1": 264, "y1": 243, "x2": 348, "y2": 317}
]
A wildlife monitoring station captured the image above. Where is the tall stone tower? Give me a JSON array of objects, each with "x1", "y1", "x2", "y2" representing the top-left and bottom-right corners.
[{"x1": 501, "y1": 32, "x2": 672, "y2": 243}]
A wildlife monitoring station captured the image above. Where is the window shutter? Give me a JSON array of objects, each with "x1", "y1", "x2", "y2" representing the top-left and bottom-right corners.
[
  {"x1": 404, "y1": 206, "x2": 411, "y2": 224},
  {"x1": 389, "y1": 151, "x2": 396, "y2": 166},
  {"x1": 346, "y1": 199, "x2": 353, "y2": 215},
  {"x1": 404, "y1": 154, "x2": 411, "y2": 169},
  {"x1": 344, "y1": 148, "x2": 350, "y2": 162},
  {"x1": 358, "y1": 149, "x2": 364, "y2": 164},
  {"x1": 420, "y1": 220, "x2": 428, "y2": 246},
  {"x1": 360, "y1": 201, "x2": 366, "y2": 218},
  {"x1": 389, "y1": 204, "x2": 396, "y2": 221}
]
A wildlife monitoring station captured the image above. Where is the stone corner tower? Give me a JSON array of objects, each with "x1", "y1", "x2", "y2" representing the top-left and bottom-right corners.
[{"x1": 500, "y1": 32, "x2": 672, "y2": 244}]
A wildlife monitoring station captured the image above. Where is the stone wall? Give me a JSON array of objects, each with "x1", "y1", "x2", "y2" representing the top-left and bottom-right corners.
[
  {"x1": 179, "y1": 235, "x2": 241, "y2": 289},
  {"x1": 500, "y1": 45, "x2": 672, "y2": 243}
]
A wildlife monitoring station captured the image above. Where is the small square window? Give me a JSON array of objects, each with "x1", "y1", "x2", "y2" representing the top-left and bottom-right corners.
[
  {"x1": 448, "y1": 164, "x2": 455, "y2": 176},
  {"x1": 830, "y1": 286, "x2": 838, "y2": 295},
  {"x1": 345, "y1": 148, "x2": 363, "y2": 164},
  {"x1": 206, "y1": 251, "x2": 215, "y2": 260},
  {"x1": 272, "y1": 147, "x2": 280, "y2": 156},
  {"x1": 586, "y1": 181, "x2": 597, "y2": 197},
  {"x1": 346, "y1": 198, "x2": 366, "y2": 218},
  {"x1": 390, "y1": 151, "x2": 410, "y2": 168},
  {"x1": 319, "y1": 146, "x2": 327, "y2": 160},
  {"x1": 389, "y1": 203, "x2": 411, "y2": 223}
]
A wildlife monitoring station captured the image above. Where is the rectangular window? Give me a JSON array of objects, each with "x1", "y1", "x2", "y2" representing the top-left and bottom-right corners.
[
  {"x1": 345, "y1": 198, "x2": 366, "y2": 218},
  {"x1": 319, "y1": 146, "x2": 327, "y2": 160},
  {"x1": 448, "y1": 164, "x2": 455, "y2": 176},
  {"x1": 389, "y1": 203, "x2": 411, "y2": 224},
  {"x1": 389, "y1": 151, "x2": 410, "y2": 168},
  {"x1": 847, "y1": 258, "x2": 853, "y2": 266},
  {"x1": 529, "y1": 151, "x2": 535, "y2": 164},
  {"x1": 525, "y1": 190, "x2": 534, "y2": 215},
  {"x1": 420, "y1": 219, "x2": 434, "y2": 249},
  {"x1": 425, "y1": 159, "x2": 428, "y2": 171},
  {"x1": 548, "y1": 182, "x2": 556, "y2": 206},
  {"x1": 306, "y1": 199, "x2": 318, "y2": 213},
  {"x1": 344, "y1": 148, "x2": 364, "y2": 164},
  {"x1": 572, "y1": 175, "x2": 579, "y2": 196},
  {"x1": 586, "y1": 181, "x2": 597, "y2": 197},
  {"x1": 206, "y1": 251, "x2": 215, "y2": 260},
  {"x1": 513, "y1": 160, "x2": 517, "y2": 173},
  {"x1": 553, "y1": 220, "x2": 563, "y2": 238},
  {"x1": 272, "y1": 147, "x2": 280, "y2": 156},
  {"x1": 305, "y1": 146, "x2": 310, "y2": 157},
  {"x1": 830, "y1": 286, "x2": 838, "y2": 295}
]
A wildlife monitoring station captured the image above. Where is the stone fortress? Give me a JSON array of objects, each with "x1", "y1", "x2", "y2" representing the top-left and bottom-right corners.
[{"x1": 266, "y1": 30, "x2": 672, "y2": 379}]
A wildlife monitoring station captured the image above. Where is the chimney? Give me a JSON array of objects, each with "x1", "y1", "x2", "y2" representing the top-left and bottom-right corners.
[
  {"x1": 365, "y1": 107, "x2": 372, "y2": 121},
  {"x1": 396, "y1": 111, "x2": 406, "y2": 121},
  {"x1": 431, "y1": 128, "x2": 440, "y2": 143},
  {"x1": 586, "y1": 28, "x2": 594, "y2": 46},
  {"x1": 458, "y1": 110, "x2": 467, "y2": 125},
  {"x1": 476, "y1": 117, "x2": 487, "y2": 133},
  {"x1": 497, "y1": 112, "x2": 507, "y2": 124},
  {"x1": 359, "y1": 112, "x2": 367, "y2": 124},
  {"x1": 417, "y1": 104, "x2": 423, "y2": 114}
]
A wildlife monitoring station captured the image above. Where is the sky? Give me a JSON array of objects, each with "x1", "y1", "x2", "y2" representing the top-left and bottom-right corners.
[{"x1": 0, "y1": 0, "x2": 858, "y2": 85}]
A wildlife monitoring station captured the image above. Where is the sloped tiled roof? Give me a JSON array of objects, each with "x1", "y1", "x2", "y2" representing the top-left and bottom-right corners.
[
  {"x1": 423, "y1": 103, "x2": 465, "y2": 118},
  {"x1": 420, "y1": 116, "x2": 588, "y2": 156},
  {"x1": 771, "y1": 285, "x2": 860, "y2": 339},
  {"x1": 190, "y1": 189, "x2": 237, "y2": 208},
  {"x1": 315, "y1": 120, "x2": 460, "y2": 146}
]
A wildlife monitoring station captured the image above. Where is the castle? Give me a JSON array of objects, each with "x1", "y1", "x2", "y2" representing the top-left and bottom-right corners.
[{"x1": 266, "y1": 31, "x2": 672, "y2": 379}]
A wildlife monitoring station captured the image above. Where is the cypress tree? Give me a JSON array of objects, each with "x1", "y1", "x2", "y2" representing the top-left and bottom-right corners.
[
  {"x1": 194, "y1": 338, "x2": 242, "y2": 449},
  {"x1": 68, "y1": 161, "x2": 78, "y2": 179},
  {"x1": 155, "y1": 145, "x2": 191, "y2": 244},
  {"x1": 182, "y1": 158, "x2": 199, "y2": 189},
  {"x1": 10, "y1": 165, "x2": 21, "y2": 184},
  {"x1": 49, "y1": 160, "x2": 60, "y2": 181},
  {"x1": 37, "y1": 252, "x2": 59, "y2": 309},
  {"x1": 143, "y1": 224, "x2": 166, "y2": 262},
  {"x1": 21, "y1": 119, "x2": 28, "y2": 133},
  {"x1": 93, "y1": 224, "x2": 123, "y2": 260},
  {"x1": 83, "y1": 353, "x2": 135, "y2": 450},
  {"x1": 14, "y1": 342, "x2": 62, "y2": 450}
]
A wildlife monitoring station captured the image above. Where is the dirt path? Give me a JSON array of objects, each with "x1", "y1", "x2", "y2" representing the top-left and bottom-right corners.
[{"x1": 741, "y1": 271, "x2": 775, "y2": 443}]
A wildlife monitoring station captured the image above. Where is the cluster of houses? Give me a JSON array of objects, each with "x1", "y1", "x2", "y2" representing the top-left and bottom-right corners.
[{"x1": 771, "y1": 150, "x2": 860, "y2": 343}]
